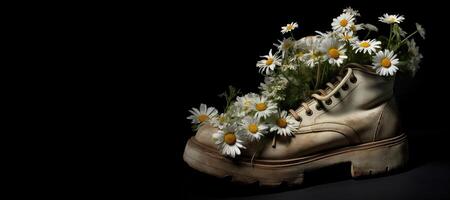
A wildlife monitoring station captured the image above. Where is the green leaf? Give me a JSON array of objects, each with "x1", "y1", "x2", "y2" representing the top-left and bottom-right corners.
[{"x1": 219, "y1": 85, "x2": 241, "y2": 112}]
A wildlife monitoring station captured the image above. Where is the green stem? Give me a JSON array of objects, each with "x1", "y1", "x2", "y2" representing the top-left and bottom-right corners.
[
  {"x1": 280, "y1": 71, "x2": 303, "y2": 91},
  {"x1": 393, "y1": 31, "x2": 418, "y2": 51},
  {"x1": 320, "y1": 63, "x2": 326, "y2": 87},
  {"x1": 363, "y1": 30, "x2": 372, "y2": 40},
  {"x1": 314, "y1": 62, "x2": 321, "y2": 89},
  {"x1": 401, "y1": 31, "x2": 418, "y2": 43},
  {"x1": 346, "y1": 42, "x2": 353, "y2": 61},
  {"x1": 280, "y1": 71, "x2": 295, "y2": 85},
  {"x1": 387, "y1": 24, "x2": 393, "y2": 49},
  {"x1": 225, "y1": 97, "x2": 231, "y2": 112}
]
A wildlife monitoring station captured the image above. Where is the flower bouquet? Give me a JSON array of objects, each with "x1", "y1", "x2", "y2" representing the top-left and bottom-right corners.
[{"x1": 187, "y1": 7, "x2": 425, "y2": 158}]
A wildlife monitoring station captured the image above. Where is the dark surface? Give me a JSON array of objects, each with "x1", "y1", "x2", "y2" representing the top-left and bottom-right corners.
[
  {"x1": 179, "y1": 129, "x2": 450, "y2": 200},
  {"x1": 187, "y1": 160, "x2": 450, "y2": 200}
]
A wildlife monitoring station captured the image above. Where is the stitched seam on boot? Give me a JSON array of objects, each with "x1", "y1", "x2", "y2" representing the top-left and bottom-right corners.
[
  {"x1": 297, "y1": 123, "x2": 358, "y2": 137},
  {"x1": 373, "y1": 102, "x2": 388, "y2": 142},
  {"x1": 305, "y1": 130, "x2": 356, "y2": 145},
  {"x1": 297, "y1": 122, "x2": 360, "y2": 144}
]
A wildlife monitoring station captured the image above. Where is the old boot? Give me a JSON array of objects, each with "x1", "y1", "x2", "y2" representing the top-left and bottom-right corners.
[{"x1": 183, "y1": 64, "x2": 408, "y2": 186}]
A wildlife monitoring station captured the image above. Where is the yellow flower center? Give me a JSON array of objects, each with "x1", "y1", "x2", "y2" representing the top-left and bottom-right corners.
[
  {"x1": 255, "y1": 103, "x2": 267, "y2": 111},
  {"x1": 340, "y1": 19, "x2": 348, "y2": 27},
  {"x1": 197, "y1": 114, "x2": 209, "y2": 123},
  {"x1": 276, "y1": 118, "x2": 288, "y2": 128},
  {"x1": 265, "y1": 58, "x2": 273, "y2": 65},
  {"x1": 224, "y1": 132, "x2": 236, "y2": 145},
  {"x1": 387, "y1": 17, "x2": 396, "y2": 23},
  {"x1": 282, "y1": 42, "x2": 292, "y2": 49},
  {"x1": 343, "y1": 35, "x2": 352, "y2": 40},
  {"x1": 248, "y1": 124, "x2": 258, "y2": 134},
  {"x1": 381, "y1": 58, "x2": 391, "y2": 68},
  {"x1": 219, "y1": 115, "x2": 226, "y2": 123},
  {"x1": 243, "y1": 100, "x2": 252, "y2": 110},
  {"x1": 328, "y1": 48, "x2": 340, "y2": 59},
  {"x1": 287, "y1": 24, "x2": 294, "y2": 30},
  {"x1": 360, "y1": 42, "x2": 370, "y2": 48},
  {"x1": 310, "y1": 51, "x2": 322, "y2": 59}
]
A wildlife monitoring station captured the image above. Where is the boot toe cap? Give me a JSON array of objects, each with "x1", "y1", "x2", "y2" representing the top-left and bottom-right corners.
[{"x1": 193, "y1": 124, "x2": 218, "y2": 149}]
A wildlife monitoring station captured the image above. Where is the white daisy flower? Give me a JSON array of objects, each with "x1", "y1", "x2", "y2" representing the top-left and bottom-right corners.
[
  {"x1": 397, "y1": 26, "x2": 407, "y2": 37},
  {"x1": 351, "y1": 24, "x2": 364, "y2": 32},
  {"x1": 187, "y1": 104, "x2": 218, "y2": 124},
  {"x1": 378, "y1": 14, "x2": 405, "y2": 24},
  {"x1": 213, "y1": 124, "x2": 246, "y2": 158},
  {"x1": 315, "y1": 31, "x2": 338, "y2": 38},
  {"x1": 363, "y1": 23, "x2": 378, "y2": 32},
  {"x1": 239, "y1": 116, "x2": 268, "y2": 142},
  {"x1": 338, "y1": 31, "x2": 357, "y2": 43},
  {"x1": 416, "y1": 23, "x2": 426, "y2": 39},
  {"x1": 252, "y1": 95, "x2": 277, "y2": 120},
  {"x1": 303, "y1": 49, "x2": 323, "y2": 68},
  {"x1": 281, "y1": 22, "x2": 298, "y2": 34},
  {"x1": 288, "y1": 64, "x2": 299, "y2": 70},
  {"x1": 295, "y1": 36, "x2": 322, "y2": 51},
  {"x1": 281, "y1": 64, "x2": 297, "y2": 71},
  {"x1": 332, "y1": 13, "x2": 355, "y2": 32},
  {"x1": 352, "y1": 39, "x2": 382, "y2": 55},
  {"x1": 320, "y1": 37, "x2": 348, "y2": 66},
  {"x1": 407, "y1": 39, "x2": 423, "y2": 76},
  {"x1": 259, "y1": 76, "x2": 275, "y2": 91},
  {"x1": 296, "y1": 36, "x2": 325, "y2": 68},
  {"x1": 270, "y1": 111, "x2": 300, "y2": 137},
  {"x1": 292, "y1": 51, "x2": 306, "y2": 62},
  {"x1": 372, "y1": 49, "x2": 400, "y2": 76},
  {"x1": 226, "y1": 102, "x2": 250, "y2": 118},
  {"x1": 259, "y1": 77, "x2": 288, "y2": 102},
  {"x1": 234, "y1": 93, "x2": 258, "y2": 114},
  {"x1": 343, "y1": 7, "x2": 360, "y2": 16},
  {"x1": 274, "y1": 38, "x2": 295, "y2": 58},
  {"x1": 407, "y1": 39, "x2": 421, "y2": 57},
  {"x1": 209, "y1": 113, "x2": 228, "y2": 129},
  {"x1": 256, "y1": 49, "x2": 281, "y2": 75}
]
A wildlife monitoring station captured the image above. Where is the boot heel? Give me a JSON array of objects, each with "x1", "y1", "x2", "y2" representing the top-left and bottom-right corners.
[{"x1": 350, "y1": 136, "x2": 408, "y2": 177}]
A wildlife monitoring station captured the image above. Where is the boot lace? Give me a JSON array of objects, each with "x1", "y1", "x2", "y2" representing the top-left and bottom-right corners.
[
  {"x1": 288, "y1": 66, "x2": 358, "y2": 122},
  {"x1": 270, "y1": 64, "x2": 361, "y2": 149}
]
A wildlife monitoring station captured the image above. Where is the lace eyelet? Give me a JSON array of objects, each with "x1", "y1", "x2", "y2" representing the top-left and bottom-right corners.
[
  {"x1": 325, "y1": 99, "x2": 332, "y2": 105},
  {"x1": 342, "y1": 83, "x2": 349, "y2": 91},
  {"x1": 333, "y1": 92, "x2": 341, "y2": 98},
  {"x1": 315, "y1": 104, "x2": 323, "y2": 111},
  {"x1": 306, "y1": 110, "x2": 313, "y2": 116},
  {"x1": 350, "y1": 76, "x2": 357, "y2": 83}
]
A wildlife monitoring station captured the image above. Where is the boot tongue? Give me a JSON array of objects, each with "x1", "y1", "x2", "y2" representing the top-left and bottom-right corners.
[{"x1": 345, "y1": 63, "x2": 376, "y2": 75}]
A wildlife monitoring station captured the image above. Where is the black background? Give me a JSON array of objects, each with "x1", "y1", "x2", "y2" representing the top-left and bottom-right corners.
[{"x1": 130, "y1": 0, "x2": 450, "y2": 199}]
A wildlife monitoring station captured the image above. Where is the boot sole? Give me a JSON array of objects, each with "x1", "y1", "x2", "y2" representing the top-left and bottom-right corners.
[{"x1": 183, "y1": 133, "x2": 408, "y2": 186}]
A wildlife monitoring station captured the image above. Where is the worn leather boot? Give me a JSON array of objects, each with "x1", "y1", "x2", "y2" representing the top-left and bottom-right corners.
[{"x1": 183, "y1": 63, "x2": 408, "y2": 186}]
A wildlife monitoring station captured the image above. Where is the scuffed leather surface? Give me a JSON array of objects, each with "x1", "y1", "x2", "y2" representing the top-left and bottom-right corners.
[
  {"x1": 246, "y1": 131, "x2": 350, "y2": 159},
  {"x1": 194, "y1": 125, "x2": 218, "y2": 149},
  {"x1": 193, "y1": 66, "x2": 401, "y2": 160},
  {"x1": 374, "y1": 98, "x2": 401, "y2": 141}
]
